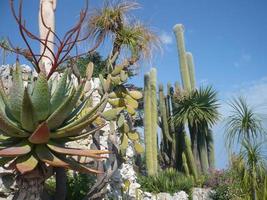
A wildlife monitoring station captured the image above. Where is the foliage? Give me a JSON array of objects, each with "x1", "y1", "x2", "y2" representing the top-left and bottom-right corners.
[
  {"x1": 72, "y1": 52, "x2": 107, "y2": 78},
  {"x1": 45, "y1": 172, "x2": 96, "y2": 200},
  {"x1": 224, "y1": 97, "x2": 263, "y2": 150},
  {"x1": 138, "y1": 168, "x2": 194, "y2": 195}
]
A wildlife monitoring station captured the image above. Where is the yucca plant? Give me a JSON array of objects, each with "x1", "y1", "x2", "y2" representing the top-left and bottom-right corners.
[{"x1": 173, "y1": 86, "x2": 219, "y2": 173}]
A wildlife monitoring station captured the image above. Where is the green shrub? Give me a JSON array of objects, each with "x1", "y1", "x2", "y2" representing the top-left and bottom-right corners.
[
  {"x1": 138, "y1": 168, "x2": 194, "y2": 195},
  {"x1": 45, "y1": 172, "x2": 96, "y2": 200}
]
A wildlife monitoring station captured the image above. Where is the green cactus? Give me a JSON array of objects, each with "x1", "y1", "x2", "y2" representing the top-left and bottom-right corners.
[
  {"x1": 150, "y1": 68, "x2": 158, "y2": 173},
  {"x1": 173, "y1": 24, "x2": 191, "y2": 91},
  {"x1": 206, "y1": 129, "x2": 215, "y2": 170},
  {"x1": 197, "y1": 129, "x2": 209, "y2": 173},
  {"x1": 186, "y1": 52, "x2": 196, "y2": 90},
  {"x1": 184, "y1": 133, "x2": 198, "y2": 179},
  {"x1": 182, "y1": 152, "x2": 190, "y2": 177},
  {"x1": 159, "y1": 84, "x2": 172, "y2": 143},
  {"x1": 144, "y1": 73, "x2": 154, "y2": 175}
]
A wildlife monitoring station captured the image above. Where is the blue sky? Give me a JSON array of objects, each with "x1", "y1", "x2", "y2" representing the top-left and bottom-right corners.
[{"x1": 1, "y1": 0, "x2": 267, "y2": 168}]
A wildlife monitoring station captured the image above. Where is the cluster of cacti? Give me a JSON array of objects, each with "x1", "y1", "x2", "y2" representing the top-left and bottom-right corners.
[
  {"x1": 144, "y1": 68, "x2": 158, "y2": 176},
  {"x1": 172, "y1": 24, "x2": 216, "y2": 174},
  {"x1": 158, "y1": 82, "x2": 198, "y2": 179}
]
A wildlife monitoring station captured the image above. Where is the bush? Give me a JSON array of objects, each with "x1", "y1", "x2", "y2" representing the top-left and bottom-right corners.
[
  {"x1": 138, "y1": 168, "x2": 194, "y2": 195},
  {"x1": 45, "y1": 172, "x2": 96, "y2": 200},
  {"x1": 205, "y1": 169, "x2": 250, "y2": 200}
]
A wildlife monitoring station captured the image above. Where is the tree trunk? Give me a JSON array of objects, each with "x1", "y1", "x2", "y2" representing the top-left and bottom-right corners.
[
  {"x1": 54, "y1": 167, "x2": 67, "y2": 200},
  {"x1": 13, "y1": 170, "x2": 45, "y2": 200}
]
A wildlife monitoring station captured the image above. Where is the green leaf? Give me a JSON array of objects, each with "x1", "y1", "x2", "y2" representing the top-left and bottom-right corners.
[
  {"x1": 47, "y1": 141, "x2": 109, "y2": 158},
  {"x1": 0, "y1": 112, "x2": 29, "y2": 137},
  {"x1": 16, "y1": 154, "x2": 38, "y2": 174},
  {"x1": 102, "y1": 107, "x2": 124, "y2": 121},
  {"x1": 127, "y1": 131, "x2": 139, "y2": 141},
  {"x1": 50, "y1": 115, "x2": 100, "y2": 138},
  {"x1": 47, "y1": 82, "x2": 84, "y2": 130},
  {"x1": 50, "y1": 69, "x2": 69, "y2": 113},
  {"x1": 120, "y1": 134, "x2": 128, "y2": 150},
  {"x1": 31, "y1": 73, "x2": 51, "y2": 121},
  {"x1": 9, "y1": 63, "x2": 24, "y2": 121},
  {"x1": 0, "y1": 141, "x2": 31, "y2": 157},
  {"x1": 35, "y1": 145, "x2": 69, "y2": 167},
  {"x1": 21, "y1": 88, "x2": 36, "y2": 132},
  {"x1": 28, "y1": 122, "x2": 50, "y2": 144},
  {"x1": 134, "y1": 142, "x2": 144, "y2": 154}
]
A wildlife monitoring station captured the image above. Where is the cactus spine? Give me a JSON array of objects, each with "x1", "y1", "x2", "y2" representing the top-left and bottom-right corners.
[
  {"x1": 173, "y1": 24, "x2": 192, "y2": 91},
  {"x1": 150, "y1": 68, "x2": 158, "y2": 173},
  {"x1": 144, "y1": 68, "x2": 158, "y2": 175},
  {"x1": 186, "y1": 52, "x2": 196, "y2": 90}
]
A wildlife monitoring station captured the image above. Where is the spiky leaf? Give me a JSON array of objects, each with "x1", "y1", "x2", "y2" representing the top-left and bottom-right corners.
[
  {"x1": 16, "y1": 154, "x2": 38, "y2": 174},
  {"x1": 31, "y1": 73, "x2": 50, "y2": 121},
  {"x1": 28, "y1": 122, "x2": 50, "y2": 144},
  {"x1": 0, "y1": 141, "x2": 31, "y2": 157},
  {"x1": 21, "y1": 88, "x2": 36, "y2": 132}
]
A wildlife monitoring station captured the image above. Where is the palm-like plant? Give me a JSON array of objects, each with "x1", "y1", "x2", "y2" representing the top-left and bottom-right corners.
[
  {"x1": 225, "y1": 97, "x2": 263, "y2": 150},
  {"x1": 240, "y1": 140, "x2": 266, "y2": 200},
  {"x1": 173, "y1": 86, "x2": 219, "y2": 173},
  {"x1": 87, "y1": 1, "x2": 160, "y2": 64}
]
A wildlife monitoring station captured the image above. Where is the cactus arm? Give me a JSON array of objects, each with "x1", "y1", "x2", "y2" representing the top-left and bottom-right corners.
[
  {"x1": 173, "y1": 24, "x2": 191, "y2": 91},
  {"x1": 186, "y1": 52, "x2": 196, "y2": 90},
  {"x1": 159, "y1": 84, "x2": 172, "y2": 142}
]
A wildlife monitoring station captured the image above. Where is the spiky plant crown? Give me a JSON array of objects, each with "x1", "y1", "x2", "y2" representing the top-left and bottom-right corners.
[
  {"x1": 0, "y1": 60, "x2": 143, "y2": 175},
  {"x1": 173, "y1": 86, "x2": 220, "y2": 128}
]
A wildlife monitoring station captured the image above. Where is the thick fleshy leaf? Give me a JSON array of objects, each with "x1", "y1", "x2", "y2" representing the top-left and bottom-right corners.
[
  {"x1": 0, "y1": 141, "x2": 31, "y2": 157},
  {"x1": 9, "y1": 62, "x2": 24, "y2": 121},
  {"x1": 127, "y1": 131, "x2": 139, "y2": 141},
  {"x1": 0, "y1": 80, "x2": 10, "y2": 114},
  {"x1": 60, "y1": 156, "x2": 104, "y2": 174},
  {"x1": 47, "y1": 88, "x2": 76, "y2": 130},
  {"x1": 47, "y1": 83, "x2": 84, "y2": 130},
  {"x1": 0, "y1": 113, "x2": 29, "y2": 137},
  {"x1": 58, "y1": 97, "x2": 107, "y2": 131},
  {"x1": 134, "y1": 142, "x2": 144, "y2": 154},
  {"x1": 57, "y1": 124, "x2": 105, "y2": 141},
  {"x1": 86, "y1": 62, "x2": 94, "y2": 80},
  {"x1": 31, "y1": 73, "x2": 51, "y2": 121},
  {"x1": 125, "y1": 95, "x2": 138, "y2": 109},
  {"x1": 28, "y1": 122, "x2": 50, "y2": 144},
  {"x1": 129, "y1": 90, "x2": 143, "y2": 100},
  {"x1": 16, "y1": 154, "x2": 38, "y2": 174},
  {"x1": 47, "y1": 142, "x2": 110, "y2": 158},
  {"x1": 51, "y1": 115, "x2": 100, "y2": 138},
  {"x1": 50, "y1": 69, "x2": 69, "y2": 113},
  {"x1": 101, "y1": 107, "x2": 124, "y2": 121},
  {"x1": 120, "y1": 134, "x2": 128, "y2": 150},
  {"x1": 35, "y1": 145, "x2": 69, "y2": 167},
  {"x1": 21, "y1": 88, "x2": 36, "y2": 132}
]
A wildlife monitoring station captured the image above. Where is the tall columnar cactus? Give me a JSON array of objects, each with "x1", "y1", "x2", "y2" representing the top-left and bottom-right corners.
[
  {"x1": 144, "y1": 73, "x2": 155, "y2": 176},
  {"x1": 173, "y1": 24, "x2": 191, "y2": 91},
  {"x1": 206, "y1": 129, "x2": 215, "y2": 170},
  {"x1": 150, "y1": 68, "x2": 158, "y2": 173},
  {"x1": 186, "y1": 52, "x2": 196, "y2": 90},
  {"x1": 159, "y1": 84, "x2": 172, "y2": 143},
  {"x1": 184, "y1": 133, "x2": 198, "y2": 179},
  {"x1": 197, "y1": 129, "x2": 209, "y2": 173}
]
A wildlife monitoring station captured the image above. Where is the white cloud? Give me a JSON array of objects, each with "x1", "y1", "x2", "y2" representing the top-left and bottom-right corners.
[
  {"x1": 159, "y1": 31, "x2": 173, "y2": 45},
  {"x1": 233, "y1": 53, "x2": 252, "y2": 68}
]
